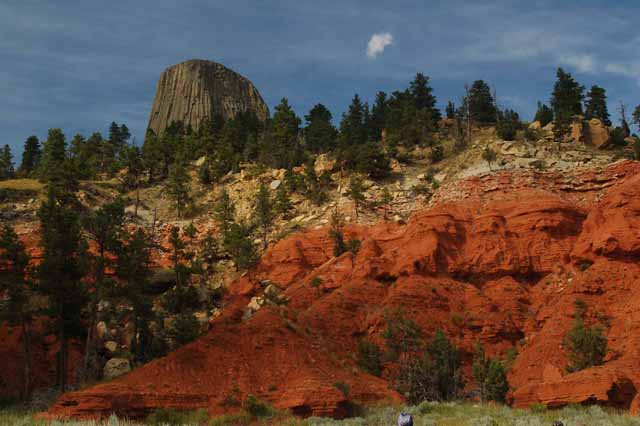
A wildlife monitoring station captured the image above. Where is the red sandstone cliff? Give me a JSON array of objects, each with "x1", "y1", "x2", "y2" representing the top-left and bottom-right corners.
[{"x1": 37, "y1": 160, "x2": 640, "y2": 418}]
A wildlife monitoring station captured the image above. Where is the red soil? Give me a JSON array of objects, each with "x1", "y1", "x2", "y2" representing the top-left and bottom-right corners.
[{"x1": 32, "y1": 160, "x2": 640, "y2": 417}]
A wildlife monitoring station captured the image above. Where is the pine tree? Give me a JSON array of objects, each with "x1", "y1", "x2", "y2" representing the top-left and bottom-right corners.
[
  {"x1": 0, "y1": 144, "x2": 14, "y2": 180},
  {"x1": 162, "y1": 226, "x2": 202, "y2": 346},
  {"x1": 633, "y1": 105, "x2": 640, "y2": 132},
  {"x1": 81, "y1": 199, "x2": 125, "y2": 379},
  {"x1": 121, "y1": 144, "x2": 143, "y2": 193},
  {"x1": 352, "y1": 142, "x2": 391, "y2": 179},
  {"x1": 410, "y1": 73, "x2": 441, "y2": 125},
  {"x1": 426, "y1": 329, "x2": 462, "y2": 401},
  {"x1": 445, "y1": 101, "x2": 456, "y2": 120},
  {"x1": 468, "y1": 80, "x2": 497, "y2": 124},
  {"x1": 254, "y1": 182, "x2": 274, "y2": 249},
  {"x1": 39, "y1": 128, "x2": 77, "y2": 189},
  {"x1": 534, "y1": 102, "x2": 554, "y2": 127},
  {"x1": 329, "y1": 209, "x2": 347, "y2": 257},
  {"x1": 304, "y1": 104, "x2": 337, "y2": 153},
  {"x1": 369, "y1": 91, "x2": 388, "y2": 142},
  {"x1": 472, "y1": 343, "x2": 488, "y2": 401},
  {"x1": 303, "y1": 158, "x2": 328, "y2": 205},
  {"x1": 496, "y1": 109, "x2": 521, "y2": 140},
  {"x1": 224, "y1": 221, "x2": 257, "y2": 271},
  {"x1": 619, "y1": 102, "x2": 631, "y2": 138},
  {"x1": 166, "y1": 156, "x2": 193, "y2": 217},
  {"x1": 38, "y1": 188, "x2": 88, "y2": 392},
  {"x1": 472, "y1": 343, "x2": 508, "y2": 403},
  {"x1": 19, "y1": 136, "x2": 41, "y2": 177},
  {"x1": 339, "y1": 94, "x2": 369, "y2": 147},
  {"x1": 346, "y1": 175, "x2": 366, "y2": 218},
  {"x1": 274, "y1": 184, "x2": 293, "y2": 219},
  {"x1": 142, "y1": 130, "x2": 164, "y2": 182},
  {"x1": 116, "y1": 229, "x2": 154, "y2": 362},
  {"x1": 214, "y1": 188, "x2": 236, "y2": 238},
  {"x1": 68, "y1": 134, "x2": 91, "y2": 179},
  {"x1": 584, "y1": 85, "x2": 611, "y2": 126},
  {"x1": 263, "y1": 98, "x2": 304, "y2": 169},
  {"x1": 382, "y1": 308, "x2": 423, "y2": 362},
  {"x1": 0, "y1": 224, "x2": 35, "y2": 398},
  {"x1": 550, "y1": 68, "x2": 585, "y2": 141}
]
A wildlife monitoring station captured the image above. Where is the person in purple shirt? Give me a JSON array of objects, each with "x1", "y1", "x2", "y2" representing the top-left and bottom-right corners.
[{"x1": 398, "y1": 412, "x2": 413, "y2": 426}]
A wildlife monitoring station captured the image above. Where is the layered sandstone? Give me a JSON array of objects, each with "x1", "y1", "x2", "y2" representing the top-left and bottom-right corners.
[
  {"x1": 147, "y1": 59, "x2": 269, "y2": 137},
  {"x1": 40, "y1": 160, "x2": 640, "y2": 419}
]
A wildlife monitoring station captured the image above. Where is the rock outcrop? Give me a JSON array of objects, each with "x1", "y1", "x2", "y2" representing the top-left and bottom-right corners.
[
  {"x1": 147, "y1": 59, "x2": 269, "y2": 137},
  {"x1": 570, "y1": 117, "x2": 610, "y2": 148},
  {"x1": 103, "y1": 358, "x2": 131, "y2": 380},
  {"x1": 44, "y1": 160, "x2": 640, "y2": 419}
]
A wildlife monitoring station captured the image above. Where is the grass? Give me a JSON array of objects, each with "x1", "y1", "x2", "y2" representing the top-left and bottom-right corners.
[
  {"x1": 2, "y1": 402, "x2": 640, "y2": 426},
  {"x1": 0, "y1": 179, "x2": 44, "y2": 192}
]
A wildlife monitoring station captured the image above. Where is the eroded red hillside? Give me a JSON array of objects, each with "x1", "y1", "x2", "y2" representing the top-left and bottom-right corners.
[{"x1": 43, "y1": 160, "x2": 640, "y2": 418}]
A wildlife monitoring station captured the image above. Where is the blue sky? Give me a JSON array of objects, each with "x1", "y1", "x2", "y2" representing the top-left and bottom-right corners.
[{"x1": 2, "y1": 0, "x2": 639, "y2": 159}]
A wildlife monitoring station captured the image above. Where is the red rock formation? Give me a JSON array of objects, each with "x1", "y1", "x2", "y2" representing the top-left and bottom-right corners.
[{"x1": 39, "y1": 160, "x2": 640, "y2": 418}]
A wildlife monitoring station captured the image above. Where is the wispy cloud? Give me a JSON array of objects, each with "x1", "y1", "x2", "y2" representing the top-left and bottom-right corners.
[
  {"x1": 366, "y1": 32, "x2": 393, "y2": 59},
  {"x1": 559, "y1": 54, "x2": 596, "y2": 73},
  {"x1": 604, "y1": 62, "x2": 640, "y2": 85}
]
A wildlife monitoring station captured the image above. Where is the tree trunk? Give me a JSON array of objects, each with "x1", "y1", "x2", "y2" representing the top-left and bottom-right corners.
[
  {"x1": 135, "y1": 185, "x2": 140, "y2": 218},
  {"x1": 82, "y1": 313, "x2": 96, "y2": 382},
  {"x1": 21, "y1": 322, "x2": 31, "y2": 400},
  {"x1": 60, "y1": 329, "x2": 68, "y2": 392}
]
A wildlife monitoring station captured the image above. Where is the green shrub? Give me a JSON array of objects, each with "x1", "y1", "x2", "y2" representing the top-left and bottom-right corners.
[
  {"x1": 345, "y1": 238, "x2": 361, "y2": 255},
  {"x1": 243, "y1": 395, "x2": 274, "y2": 418},
  {"x1": 496, "y1": 109, "x2": 521, "y2": 141},
  {"x1": 411, "y1": 183, "x2": 431, "y2": 197},
  {"x1": 357, "y1": 338, "x2": 383, "y2": 377},
  {"x1": 209, "y1": 413, "x2": 252, "y2": 426},
  {"x1": 428, "y1": 145, "x2": 444, "y2": 163},
  {"x1": 394, "y1": 330, "x2": 462, "y2": 404},
  {"x1": 524, "y1": 127, "x2": 541, "y2": 142},
  {"x1": 333, "y1": 382, "x2": 350, "y2": 397},
  {"x1": 529, "y1": 402, "x2": 547, "y2": 413},
  {"x1": 147, "y1": 407, "x2": 208, "y2": 425},
  {"x1": 564, "y1": 299, "x2": 608, "y2": 373},
  {"x1": 565, "y1": 319, "x2": 607, "y2": 372},
  {"x1": 610, "y1": 127, "x2": 627, "y2": 147},
  {"x1": 473, "y1": 343, "x2": 509, "y2": 403},
  {"x1": 382, "y1": 309, "x2": 423, "y2": 362}
]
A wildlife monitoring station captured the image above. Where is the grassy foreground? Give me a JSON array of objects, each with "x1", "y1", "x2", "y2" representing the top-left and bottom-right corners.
[{"x1": 2, "y1": 402, "x2": 640, "y2": 426}]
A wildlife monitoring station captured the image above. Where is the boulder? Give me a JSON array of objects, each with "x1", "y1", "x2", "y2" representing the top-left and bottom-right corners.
[
  {"x1": 270, "y1": 180, "x2": 281, "y2": 190},
  {"x1": 104, "y1": 341, "x2": 118, "y2": 354},
  {"x1": 570, "y1": 117, "x2": 611, "y2": 148},
  {"x1": 570, "y1": 118, "x2": 585, "y2": 143},
  {"x1": 96, "y1": 322, "x2": 108, "y2": 340},
  {"x1": 314, "y1": 154, "x2": 336, "y2": 175},
  {"x1": 103, "y1": 358, "x2": 131, "y2": 381},
  {"x1": 586, "y1": 118, "x2": 611, "y2": 149},
  {"x1": 529, "y1": 121, "x2": 542, "y2": 130}
]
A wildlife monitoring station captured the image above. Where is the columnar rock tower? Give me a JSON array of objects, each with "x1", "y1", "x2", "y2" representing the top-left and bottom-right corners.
[{"x1": 147, "y1": 59, "x2": 269, "y2": 137}]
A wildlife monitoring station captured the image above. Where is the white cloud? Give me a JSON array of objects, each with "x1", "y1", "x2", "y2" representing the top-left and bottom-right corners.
[
  {"x1": 559, "y1": 54, "x2": 596, "y2": 73},
  {"x1": 366, "y1": 32, "x2": 393, "y2": 59},
  {"x1": 604, "y1": 62, "x2": 640, "y2": 86}
]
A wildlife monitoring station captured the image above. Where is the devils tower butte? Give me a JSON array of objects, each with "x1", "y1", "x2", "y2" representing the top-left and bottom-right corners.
[{"x1": 146, "y1": 59, "x2": 269, "y2": 137}]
